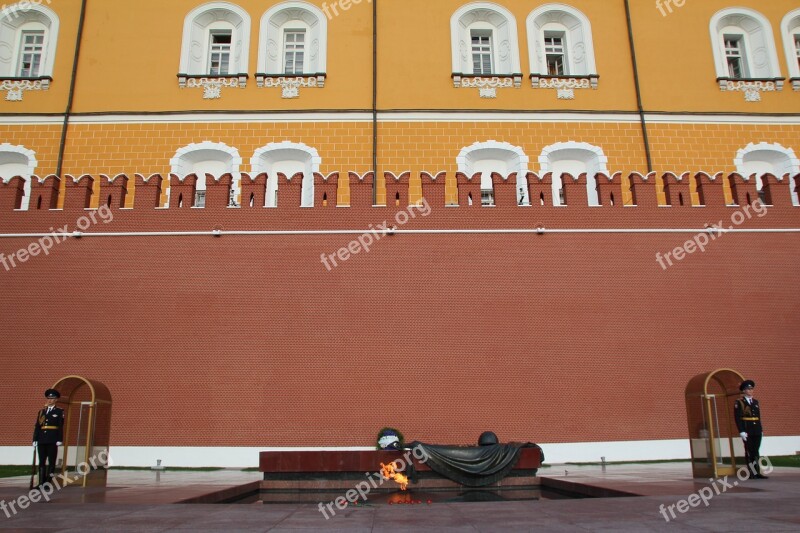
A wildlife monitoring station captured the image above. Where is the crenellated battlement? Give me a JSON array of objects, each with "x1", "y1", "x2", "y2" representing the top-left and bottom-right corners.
[{"x1": 1, "y1": 171, "x2": 798, "y2": 233}]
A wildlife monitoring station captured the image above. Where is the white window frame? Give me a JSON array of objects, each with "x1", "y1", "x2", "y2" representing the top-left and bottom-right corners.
[
  {"x1": 16, "y1": 29, "x2": 45, "y2": 77},
  {"x1": 450, "y1": 2, "x2": 521, "y2": 77},
  {"x1": 194, "y1": 190, "x2": 207, "y2": 208},
  {"x1": 470, "y1": 28, "x2": 494, "y2": 75},
  {"x1": 170, "y1": 141, "x2": 243, "y2": 209},
  {"x1": 780, "y1": 9, "x2": 800, "y2": 89},
  {"x1": 0, "y1": 143, "x2": 37, "y2": 210},
  {"x1": 538, "y1": 142, "x2": 609, "y2": 207},
  {"x1": 723, "y1": 33, "x2": 749, "y2": 79},
  {"x1": 544, "y1": 29, "x2": 568, "y2": 76},
  {"x1": 178, "y1": 2, "x2": 250, "y2": 77},
  {"x1": 251, "y1": 142, "x2": 321, "y2": 208},
  {"x1": 527, "y1": 4, "x2": 597, "y2": 78},
  {"x1": 207, "y1": 27, "x2": 233, "y2": 75},
  {"x1": 283, "y1": 28, "x2": 306, "y2": 74},
  {"x1": 456, "y1": 141, "x2": 530, "y2": 206},
  {"x1": 0, "y1": 3, "x2": 59, "y2": 79},
  {"x1": 258, "y1": 1, "x2": 327, "y2": 76},
  {"x1": 709, "y1": 8, "x2": 782, "y2": 81},
  {"x1": 480, "y1": 188, "x2": 495, "y2": 206},
  {"x1": 796, "y1": 34, "x2": 800, "y2": 69},
  {"x1": 734, "y1": 142, "x2": 800, "y2": 206}
]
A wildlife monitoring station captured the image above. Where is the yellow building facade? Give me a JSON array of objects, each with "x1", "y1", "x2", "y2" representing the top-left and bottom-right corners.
[{"x1": 0, "y1": 0, "x2": 798, "y2": 207}]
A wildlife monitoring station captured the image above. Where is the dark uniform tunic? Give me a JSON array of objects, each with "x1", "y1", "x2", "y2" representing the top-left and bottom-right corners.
[
  {"x1": 33, "y1": 406, "x2": 64, "y2": 486},
  {"x1": 734, "y1": 397, "x2": 763, "y2": 475}
]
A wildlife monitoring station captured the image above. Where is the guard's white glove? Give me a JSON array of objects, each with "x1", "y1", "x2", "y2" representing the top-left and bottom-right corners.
[
  {"x1": 32, "y1": 442, "x2": 37, "y2": 447},
  {"x1": 56, "y1": 442, "x2": 62, "y2": 446},
  {"x1": 740, "y1": 432, "x2": 748, "y2": 441}
]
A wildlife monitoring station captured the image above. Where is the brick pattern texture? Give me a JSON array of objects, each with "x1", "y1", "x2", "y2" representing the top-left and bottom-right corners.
[
  {"x1": 2, "y1": 121, "x2": 797, "y2": 177},
  {"x1": 1, "y1": 173, "x2": 798, "y2": 448}
]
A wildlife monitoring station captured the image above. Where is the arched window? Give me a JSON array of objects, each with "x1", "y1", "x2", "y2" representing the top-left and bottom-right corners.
[
  {"x1": 456, "y1": 141, "x2": 529, "y2": 206},
  {"x1": 734, "y1": 143, "x2": 800, "y2": 206},
  {"x1": 0, "y1": 143, "x2": 37, "y2": 209},
  {"x1": 178, "y1": 2, "x2": 250, "y2": 97},
  {"x1": 251, "y1": 142, "x2": 320, "y2": 207},
  {"x1": 450, "y1": 3, "x2": 522, "y2": 97},
  {"x1": 256, "y1": 2, "x2": 328, "y2": 97},
  {"x1": 539, "y1": 142, "x2": 608, "y2": 206},
  {"x1": 170, "y1": 142, "x2": 242, "y2": 208},
  {"x1": 527, "y1": 4, "x2": 598, "y2": 99},
  {"x1": 781, "y1": 9, "x2": 800, "y2": 90},
  {"x1": 710, "y1": 8, "x2": 783, "y2": 101},
  {"x1": 0, "y1": 2, "x2": 59, "y2": 101}
]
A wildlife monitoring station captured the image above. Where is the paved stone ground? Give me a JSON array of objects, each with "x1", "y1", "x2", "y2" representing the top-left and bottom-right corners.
[{"x1": 0, "y1": 463, "x2": 798, "y2": 531}]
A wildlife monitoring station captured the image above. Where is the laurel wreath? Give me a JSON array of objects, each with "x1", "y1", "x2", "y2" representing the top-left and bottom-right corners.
[{"x1": 376, "y1": 427, "x2": 405, "y2": 450}]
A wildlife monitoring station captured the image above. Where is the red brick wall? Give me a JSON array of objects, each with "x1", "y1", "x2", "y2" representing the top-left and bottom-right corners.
[{"x1": 1, "y1": 173, "x2": 798, "y2": 448}]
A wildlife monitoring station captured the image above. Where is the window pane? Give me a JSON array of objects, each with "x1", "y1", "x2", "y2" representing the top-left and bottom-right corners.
[
  {"x1": 547, "y1": 55, "x2": 564, "y2": 76},
  {"x1": 724, "y1": 36, "x2": 747, "y2": 79},
  {"x1": 544, "y1": 32, "x2": 567, "y2": 76},
  {"x1": 284, "y1": 29, "x2": 306, "y2": 74},
  {"x1": 18, "y1": 30, "x2": 45, "y2": 77},
  {"x1": 724, "y1": 39, "x2": 740, "y2": 56},
  {"x1": 470, "y1": 31, "x2": 492, "y2": 75},
  {"x1": 544, "y1": 36, "x2": 564, "y2": 54},
  {"x1": 727, "y1": 58, "x2": 742, "y2": 78},
  {"x1": 795, "y1": 35, "x2": 800, "y2": 70},
  {"x1": 209, "y1": 31, "x2": 232, "y2": 75}
]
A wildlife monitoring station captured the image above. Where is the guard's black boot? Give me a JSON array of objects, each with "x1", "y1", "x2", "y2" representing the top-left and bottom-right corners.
[
  {"x1": 752, "y1": 462, "x2": 769, "y2": 479},
  {"x1": 37, "y1": 466, "x2": 47, "y2": 489},
  {"x1": 46, "y1": 465, "x2": 56, "y2": 486}
]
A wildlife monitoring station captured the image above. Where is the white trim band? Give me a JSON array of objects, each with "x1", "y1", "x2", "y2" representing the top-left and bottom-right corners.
[
  {"x1": 1, "y1": 436, "x2": 798, "y2": 468},
  {"x1": 3, "y1": 112, "x2": 800, "y2": 126},
  {"x1": 2, "y1": 228, "x2": 800, "y2": 239}
]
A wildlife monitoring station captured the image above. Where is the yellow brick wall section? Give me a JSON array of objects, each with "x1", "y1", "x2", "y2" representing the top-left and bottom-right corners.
[
  {"x1": 60, "y1": 122, "x2": 375, "y2": 177},
  {"x1": 656, "y1": 175, "x2": 667, "y2": 206},
  {"x1": 0, "y1": 125, "x2": 63, "y2": 176},
  {"x1": 377, "y1": 122, "x2": 650, "y2": 175},
  {"x1": 408, "y1": 175, "x2": 422, "y2": 206},
  {"x1": 622, "y1": 175, "x2": 634, "y2": 206},
  {"x1": 647, "y1": 123, "x2": 800, "y2": 172},
  {"x1": 56, "y1": 122, "x2": 655, "y2": 178},
  {"x1": 374, "y1": 174, "x2": 386, "y2": 207},
  {"x1": 5, "y1": 122, "x2": 797, "y2": 205},
  {"x1": 336, "y1": 173, "x2": 350, "y2": 207},
  {"x1": 445, "y1": 174, "x2": 458, "y2": 206}
]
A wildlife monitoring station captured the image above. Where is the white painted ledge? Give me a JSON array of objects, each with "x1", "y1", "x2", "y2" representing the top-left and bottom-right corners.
[{"x1": 1, "y1": 437, "x2": 797, "y2": 467}]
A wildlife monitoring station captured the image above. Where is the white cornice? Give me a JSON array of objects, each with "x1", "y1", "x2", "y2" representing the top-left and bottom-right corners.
[
  {"x1": 0, "y1": 112, "x2": 799, "y2": 125},
  {"x1": 641, "y1": 114, "x2": 800, "y2": 125}
]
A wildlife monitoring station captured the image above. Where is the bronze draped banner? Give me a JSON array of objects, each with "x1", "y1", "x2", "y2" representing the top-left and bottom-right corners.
[{"x1": 408, "y1": 441, "x2": 543, "y2": 487}]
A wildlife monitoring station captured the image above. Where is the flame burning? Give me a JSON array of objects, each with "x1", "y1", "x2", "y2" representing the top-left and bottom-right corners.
[{"x1": 380, "y1": 461, "x2": 409, "y2": 490}]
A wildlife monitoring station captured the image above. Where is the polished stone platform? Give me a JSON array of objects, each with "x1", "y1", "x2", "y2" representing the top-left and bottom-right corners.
[
  {"x1": 258, "y1": 447, "x2": 543, "y2": 493},
  {"x1": 0, "y1": 463, "x2": 798, "y2": 531},
  {"x1": 259, "y1": 446, "x2": 543, "y2": 475}
]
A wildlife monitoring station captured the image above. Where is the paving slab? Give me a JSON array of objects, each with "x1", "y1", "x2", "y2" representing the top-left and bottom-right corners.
[{"x1": 0, "y1": 463, "x2": 798, "y2": 531}]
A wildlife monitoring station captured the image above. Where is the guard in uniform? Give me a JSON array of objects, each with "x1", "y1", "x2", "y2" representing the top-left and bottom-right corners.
[
  {"x1": 32, "y1": 388, "x2": 64, "y2": 488},
  {"x1": 734, "y1": 379, "x2": 767, "y2": 479}
]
